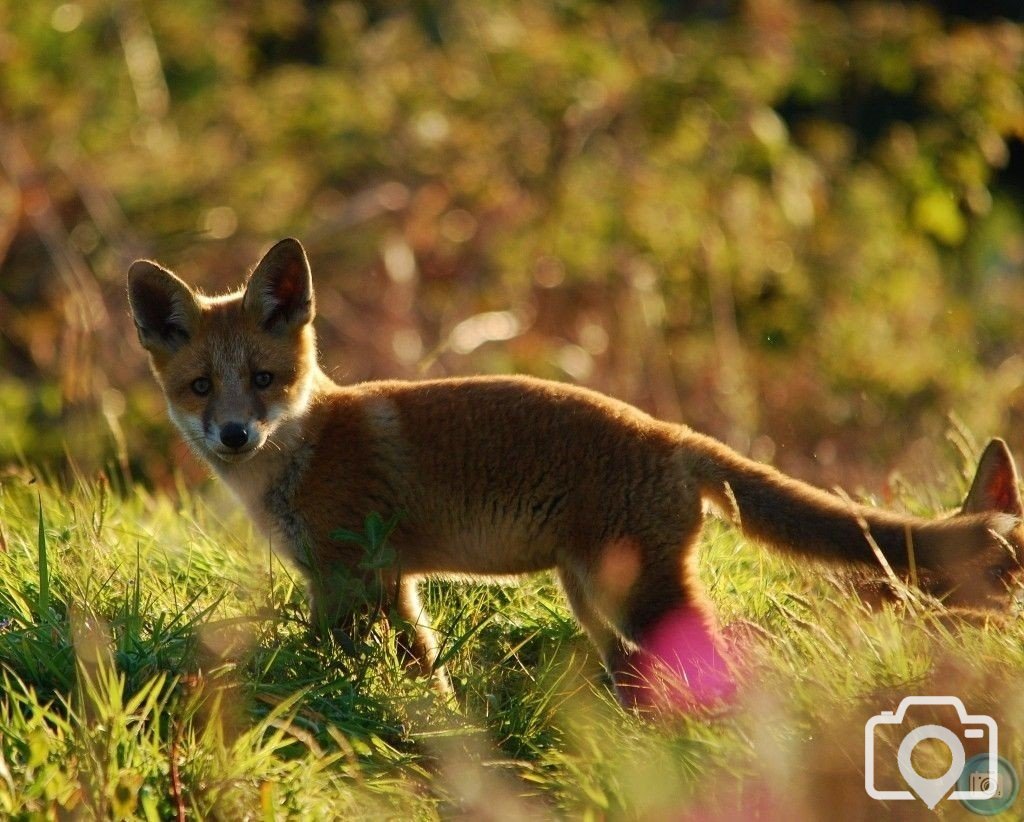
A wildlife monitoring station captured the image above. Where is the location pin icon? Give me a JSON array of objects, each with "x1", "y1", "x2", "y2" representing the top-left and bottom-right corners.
[{"x1": 897, "y1": 725, "x2": 966, "y2": 810}]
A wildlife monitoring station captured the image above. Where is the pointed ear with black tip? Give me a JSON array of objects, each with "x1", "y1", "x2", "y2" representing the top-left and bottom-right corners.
[
  {"x1": 961, "y1": 438, "x2": 1024, "y2": 517},
  {"x1": 243, "y1": 238, "x2": 314, "y2": 334},
  {"x1": 127, "y1": 260, "x2": 201, "y2": 355}
]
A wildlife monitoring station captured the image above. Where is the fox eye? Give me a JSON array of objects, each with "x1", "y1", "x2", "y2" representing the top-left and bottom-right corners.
[
  {"x1": 253, "y1": 371, "x2": 273, "y2": 389},
  {"x1": 191, "y1": 377, "x2": 212, "y2": 396},
  {"x1": 988, "y1": 565, "x2": 1011, "y2": 584}
]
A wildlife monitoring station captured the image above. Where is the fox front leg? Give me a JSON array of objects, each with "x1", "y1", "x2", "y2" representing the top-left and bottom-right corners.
[{"x1": 306, "y1": 567, "x2": 393, "y2": 653}]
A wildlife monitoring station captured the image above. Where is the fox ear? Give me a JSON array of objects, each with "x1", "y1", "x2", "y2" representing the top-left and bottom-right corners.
[
  {"x1": 961, "y1": 438, "x2": 1023, "y2": 517},
  {"x1": 244, "y1": 238, "x2": 314, "y2": 333},
  {"x1": 127, "y1": 260, "x2": 201, "y2": 355}
]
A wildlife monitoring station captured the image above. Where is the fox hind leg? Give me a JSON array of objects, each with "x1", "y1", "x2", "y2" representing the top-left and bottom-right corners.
[
  {"x1": 580, "y1": 534, "x2": 738, "y2": 711},
  {"x1": 557, "y1": 567, "x2": 633, "y2": 686}
]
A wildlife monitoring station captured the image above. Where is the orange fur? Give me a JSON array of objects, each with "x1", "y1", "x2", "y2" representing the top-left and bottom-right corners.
[{"x1": 128, "y1": 239, "x2": 1024, "y2": 701}]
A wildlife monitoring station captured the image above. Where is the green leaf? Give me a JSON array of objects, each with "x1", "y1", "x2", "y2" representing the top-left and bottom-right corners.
[
  {"x1": 365, "y1": 512, "x2": 385, "y2": 547},
  {"x1": 330, "y1": 528, "x2": 368, "y2": 546}
]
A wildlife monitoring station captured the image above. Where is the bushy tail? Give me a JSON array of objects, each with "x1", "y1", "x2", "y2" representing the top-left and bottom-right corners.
[{"x1": 682, "y1": 433, "x2": 1000, "y2": 573}]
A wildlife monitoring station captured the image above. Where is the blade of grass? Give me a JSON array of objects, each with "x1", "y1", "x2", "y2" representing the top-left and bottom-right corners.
[
  {"x1": 434, "y1": 607, "x2": 498, "y2": 669},
  {"x1": 36, "y1": 491, "x2": 49, "y2": 622}
]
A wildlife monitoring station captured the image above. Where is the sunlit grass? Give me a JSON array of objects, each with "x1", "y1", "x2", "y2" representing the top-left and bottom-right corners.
[{"x1": 1, "y1": 463, "x2": 1023, "y2": 819}]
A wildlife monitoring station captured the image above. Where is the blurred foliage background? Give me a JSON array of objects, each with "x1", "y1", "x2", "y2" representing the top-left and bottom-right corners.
[{"x1": 1, "y1": 0, "x2": 1023, "y2": 494}]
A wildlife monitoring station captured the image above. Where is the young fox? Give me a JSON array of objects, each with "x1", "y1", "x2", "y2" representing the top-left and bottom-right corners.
[{"x1": 128, "y1": 238, "x2": 1024, "y2": 707}]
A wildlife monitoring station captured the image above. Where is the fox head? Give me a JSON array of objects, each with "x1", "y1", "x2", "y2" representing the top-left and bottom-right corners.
[
  {"x1": 909, "y1": 438, "x2": 1024, "y2": 612},
  {"x1": 127, "y1": 238, "x2": 318, "y2": 466},
  {"x1": 946, "y1": 444, "x2": 1019, "y2": 610}
]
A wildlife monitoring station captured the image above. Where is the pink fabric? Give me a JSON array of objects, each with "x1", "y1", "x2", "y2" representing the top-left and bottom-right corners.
[{"x1": 616, "y1": 605, "x2": 738, "y2": 712}]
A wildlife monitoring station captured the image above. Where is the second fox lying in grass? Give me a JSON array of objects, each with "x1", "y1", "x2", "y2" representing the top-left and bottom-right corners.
[{"x1": 127, "y1": 238, "x2": 1024, "y2": 708}]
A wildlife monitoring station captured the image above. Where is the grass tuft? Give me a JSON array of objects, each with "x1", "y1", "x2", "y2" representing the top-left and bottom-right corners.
[{"x1": 0, "y1": 464, "x2": 1022, "y2": 818}]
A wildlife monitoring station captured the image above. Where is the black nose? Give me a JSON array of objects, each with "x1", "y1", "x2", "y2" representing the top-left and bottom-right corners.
[{"x1": 219, "y1": 422, "x2": 250, "y2": 450}]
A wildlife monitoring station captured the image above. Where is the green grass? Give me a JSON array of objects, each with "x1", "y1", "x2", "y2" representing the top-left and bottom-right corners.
[{"x1": 1, "y1": 460, "x2": 1023, "y2": 820}]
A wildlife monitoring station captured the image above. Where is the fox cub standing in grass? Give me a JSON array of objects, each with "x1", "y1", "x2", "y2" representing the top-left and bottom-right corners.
[{"x1": 128, "y1": 238, "x2": 1024, "y2": 708}]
